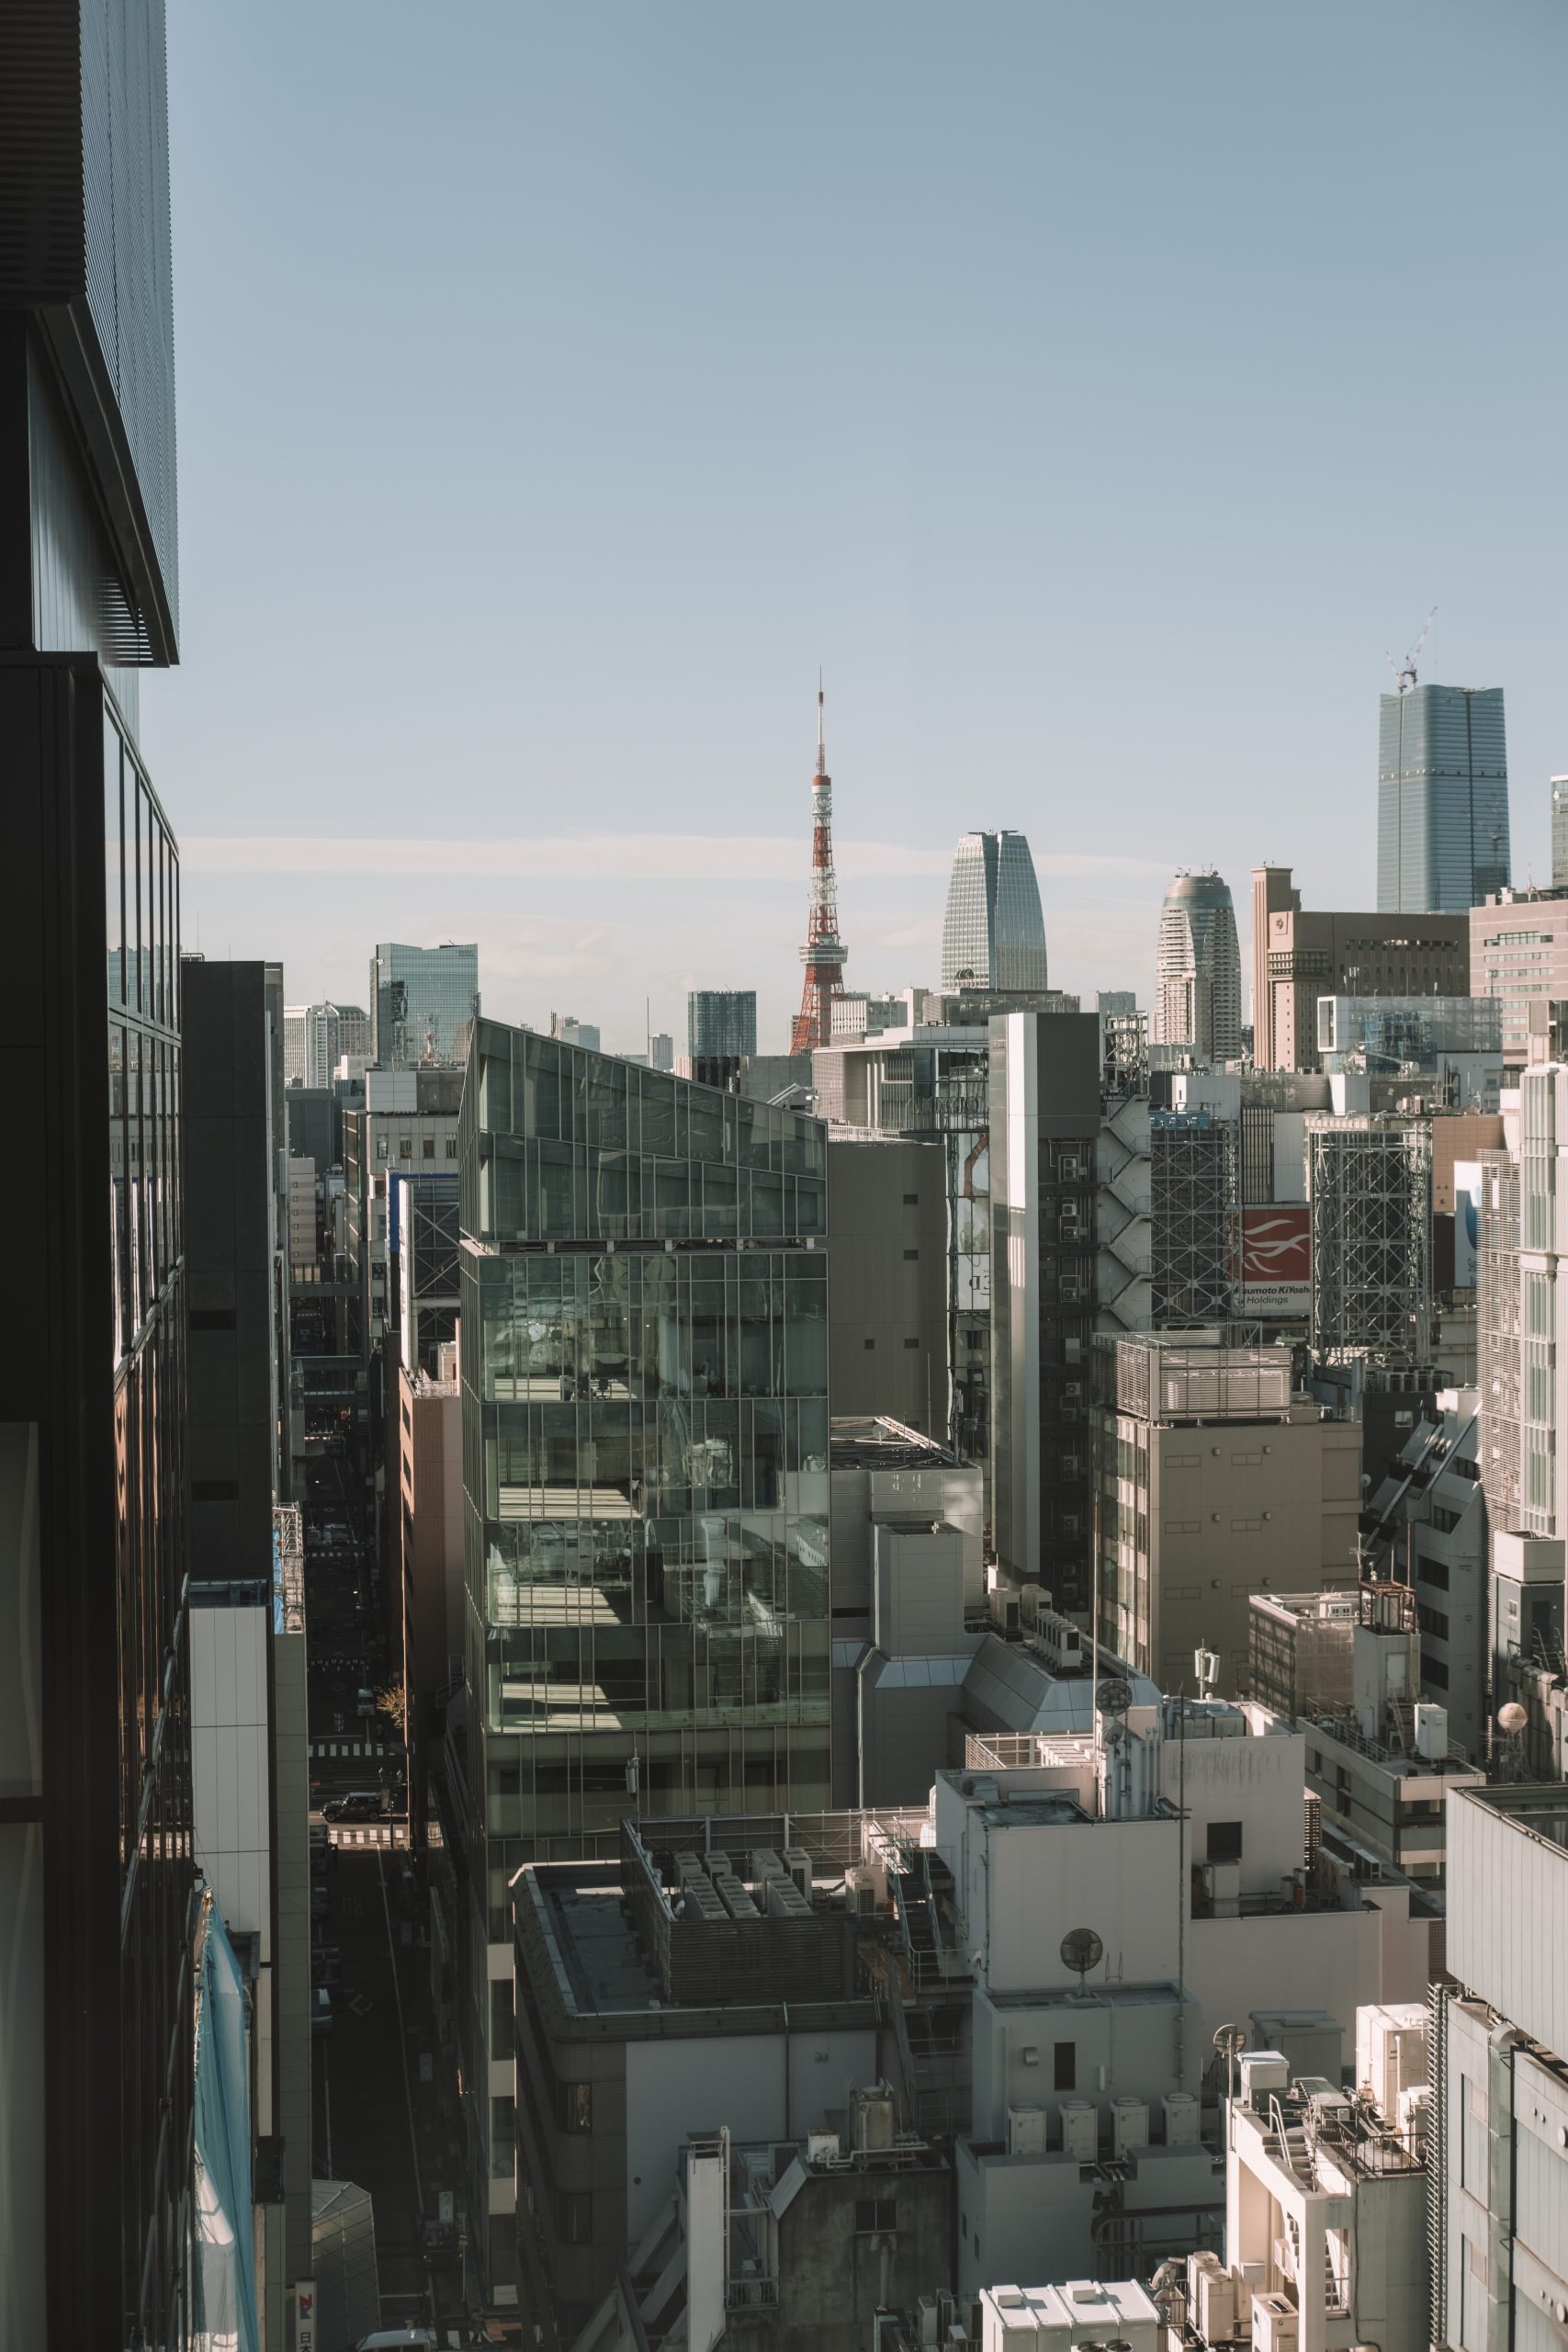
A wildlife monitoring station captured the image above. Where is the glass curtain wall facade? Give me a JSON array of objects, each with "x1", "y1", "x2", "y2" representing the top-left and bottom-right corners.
[
  {"x1": 1377, "y1": 684, "x2": 1510, "y2": 914},
  {"x1": 370, "y1": 940, "x2": 479, "y2": 1068},
  {"x1": 940, "y1": 831, "x2": 1050, "y2": 992},
  {"x1": 688, "y1": 988, "x2": 758, "y2": 1061},
  {"x1": 1152, "y1": 869, "x2": 1242, "y2": 1065},
  {"x1": 460, "y1": 1021, "x2": 831, "y2": 1869},
  {"x1": 455, "y1": 1020, "x2": 830, "y2": 2301},
  {"x1": 2, "y1": 2, "x2": 198, "y2": 2335}
]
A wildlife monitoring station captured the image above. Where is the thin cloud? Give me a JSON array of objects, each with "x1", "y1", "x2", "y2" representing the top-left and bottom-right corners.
[{"x1": 177, "y1": 832, "x2": 1168, "y2": 883}]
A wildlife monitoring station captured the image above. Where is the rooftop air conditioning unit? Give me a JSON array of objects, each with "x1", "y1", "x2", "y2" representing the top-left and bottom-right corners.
[
  {"x1": 1163, "y1": 2090, "x2": 1201, "y2": 2147},
  {"x1": 1189, "y1": 2256, "x2": 1236, "y2": 2345},
  {"x1": 784, "y1": 1847, "x2": 814, "y2": 1903},
  {"x1": 1201, "y1": 1860, "x2": 1241, "y2": 1918},
  {"x1": 1252, "y1": 2294, "x2": 1299, "y2": 2352},
  {"x1": 1111, "y1": 2097, "x2": 1148, "y2": 2156},
  {"x1": 1399, "y1": 2085, "x2": 1433, "y2": 2147},
  {"x1": 1007, "y1": 2103, "x2": 1047, "y2": 2157},
  {"x1": 1059, "y1": 2098, "x2": 1098, "y2": 2161},
  {"x1": 1413, "y1": 1702, "x2": 1449, "y2": 1762}
]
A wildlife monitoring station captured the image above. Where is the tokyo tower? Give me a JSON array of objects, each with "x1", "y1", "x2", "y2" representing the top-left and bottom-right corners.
[{"x1": 789, "y1": 677, "x2": 849, "y2": 1054}]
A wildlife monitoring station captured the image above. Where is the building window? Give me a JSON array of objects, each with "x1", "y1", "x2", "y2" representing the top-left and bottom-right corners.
[
  {"x1": 1054, "y1": 2041, "x2": 1076, "y2": 2090},
  {"x1": 556, "y1": 2080, "x2": 592, "y2": 2134},
  {"x1": 1206, "y1": 1821, "x2": 1243, "y2": 1863},
  {"x1": 1417, "y1": 1554, "x2": 1450, "y2": 1591},
  {"x1": 446, "y1": 1136, "x2": 458, "y2": 1158},
  {"x1": 558, "y1": 2190, "x2": 593, "y2": 2245},
  {"x1": 1461, "y1": 2076, "x2": 1487, "y2": 2189},
  {"x1": 904, "y1": 1338, "x2": 919, "y2": 1350},
  {"x1": 855, "y1": 2198, "x2": 897, "y2": 2233},
  {"x1": 1422, "y1": 1653, "x2": 1450, "y2": 1689},
  {"x1": 376, "y1": 1138, "x2": 389, "y2": 1161},
  {"x1": 863, "y1": 1338, "x2": 875, "y2": 1351},
  {"x1": 903, "y1": 1249, "x2": 919, "y2": 1261},
  {"x1": 423, "y1": 1137, "x2": 435, "y2": 1159},
  {"x1": 399, "y1": 1139, "x2": 412, "y2": 1159},
  {"x1": 490, "y1": 1978, "x2": 513, "y2": 2051}
]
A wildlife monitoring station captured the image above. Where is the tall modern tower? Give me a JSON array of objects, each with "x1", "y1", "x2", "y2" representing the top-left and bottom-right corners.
[
  {"x1": 369, "y1": 940, "x2": 479, "y2": 1067},
  {"x1": 789, "y1": 682, "x2": 848, "y2": 1053},
  {"x1": 940, "y1": 831, "x2": 1050, "y2": 991},
  {"x1": 1152, "y1": 870, "x2": 1242, "y2": 1065},
  {"x1": 1377, "y1": 682, "x2": 1510, "y2": 913}
]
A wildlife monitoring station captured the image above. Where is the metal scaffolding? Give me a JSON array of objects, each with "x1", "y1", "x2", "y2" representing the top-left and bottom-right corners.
[
  {"x1": 1307, "y1": 1115, "x2": 1432, "y2": 1362},
  {"x1": 1150, "y1": 1110, "x2": 1236, "y2": 1326}
]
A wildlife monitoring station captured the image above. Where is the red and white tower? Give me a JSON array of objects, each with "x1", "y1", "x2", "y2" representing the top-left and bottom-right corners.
[{"x1": 789, "y1": 677, "x2": 848, "y2": 1054}]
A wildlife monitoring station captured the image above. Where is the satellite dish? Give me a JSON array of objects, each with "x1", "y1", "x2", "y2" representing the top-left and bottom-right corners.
[
  {"x1": 1060, "y1": 1927, "x2": 1104, "y2": 1994},
  {"x1": 1213, "y1": 2021, "x2": 1247, "y2": 2101},
  {"x1": 1497, "y1": 1702, "x2": 1529, "y2": 1735},
  {"x1": 1096, "y1": 1677, "x2": 1133, "y2": 1720}
]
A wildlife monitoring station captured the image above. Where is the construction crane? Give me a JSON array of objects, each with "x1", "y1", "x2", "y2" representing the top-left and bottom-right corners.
[{"x1": 1384, "y1": 605, "x2": 1437, "y2": 695}]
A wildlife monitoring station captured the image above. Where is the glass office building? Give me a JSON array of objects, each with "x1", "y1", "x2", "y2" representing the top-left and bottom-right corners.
[
  {"x1": 3, "y1": 6, "x2": 198, "y2": 2336},
  {"x1": 1377, "y1": 684, "x2": 1510, "y2": 914},
  {"x1": 1153, "y1": 869, "x2": 1243, "y2": 1066},
  {"x1": 369, "y1": 939, "x2": 479, "y2": 1067},
  {"x1": 688, "y1": 987, "x2": 758, "y2": 1061},
  {"x1": 452, "y1": 1019, "x2": 831, "y2": 2294},
  {"x1": 459, "y1": 1018, "x2": 831, "y2": 1870},
  {"x1": 940, "y1": 831, "x2": 1050, "y2": 992}
]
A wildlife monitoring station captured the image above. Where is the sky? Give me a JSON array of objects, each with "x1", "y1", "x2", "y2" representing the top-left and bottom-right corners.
[{"x1": 146, "y1": 0, "x2": 1568, "y2": 1054}]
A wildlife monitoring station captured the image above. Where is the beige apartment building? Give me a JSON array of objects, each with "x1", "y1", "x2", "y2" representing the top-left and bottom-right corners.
[
  {"x1": 1251, "y1": 865, "x2": 1469, "y2": 1070},
  {"x1": 1469, "y1": 885, "x2": 1568, "y2": 1066},
  {"x1": 1092, "y1": 1332, "x2": 1361, "y2": 1696}
]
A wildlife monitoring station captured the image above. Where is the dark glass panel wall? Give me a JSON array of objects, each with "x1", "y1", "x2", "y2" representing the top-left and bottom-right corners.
[{"x1": 458, "y1": 1020, "x2": 831, "y2": 1867}]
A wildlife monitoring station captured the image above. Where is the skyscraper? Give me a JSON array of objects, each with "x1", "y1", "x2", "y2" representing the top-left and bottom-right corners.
[
  {"x1": 1152, "y1": 870, "x2": 1242, "y2": 1065},
  {"x1": 369, "y1": 939, "x2": 479, "y2": 1067},
  {"x1": 452, "y1": 1017, "x2": 832, "y2": 2301},
  {"x1": 1377, "y1": 682, "x2": 1510, "y2": 913},
  {"x1": 940, "y1": 831, "x2": 1050, "y2": 991},
  {"x1": 688, "y1": 987, "x2": 758, "y2": 1061},
  {"x1": 1552, "y1": 775, "x2": 1568, "y2": 887},
  {"x1": 0, "y1": 5, "x2": 199, "y2": 2336}
]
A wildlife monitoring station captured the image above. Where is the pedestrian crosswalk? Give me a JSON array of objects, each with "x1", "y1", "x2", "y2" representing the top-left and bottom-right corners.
[
  {"x1": 310, "y1": 1738, "x2": 395, "y2": 1760},
  {"x1": 327, "y1": 1821, "x2": 411, "y2": 1849}
]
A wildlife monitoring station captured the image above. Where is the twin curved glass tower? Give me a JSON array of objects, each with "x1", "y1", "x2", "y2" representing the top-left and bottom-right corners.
[{"x1": 940, "y1": 831, "x2": 1050, "y2": 991}]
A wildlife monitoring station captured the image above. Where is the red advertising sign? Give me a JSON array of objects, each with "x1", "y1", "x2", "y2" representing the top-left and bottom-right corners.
[{"x1": 1240, "y1": 1204, "x2": 1311, "y2": 1315}]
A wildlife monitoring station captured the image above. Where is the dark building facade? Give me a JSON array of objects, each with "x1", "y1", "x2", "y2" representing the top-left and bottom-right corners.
[
  {"x1": 989, "y1": 1010, "x2": 1100, "y2": 1611},
  {"x1": 1, "y1": 7, "x2": 201, "y2": 2342},
  {"x1": 825, "y1": 1135, "x2": 948, "y2": 1435}
]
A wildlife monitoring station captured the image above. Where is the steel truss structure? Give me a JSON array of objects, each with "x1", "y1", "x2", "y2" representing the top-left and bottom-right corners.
[
  {"x1": 1151, "y1": 1110, "x2": 1236, "y2": 1326},
  {"x1": 1308, "y1": 1115, "x2": 1432, "y2": 1362}
]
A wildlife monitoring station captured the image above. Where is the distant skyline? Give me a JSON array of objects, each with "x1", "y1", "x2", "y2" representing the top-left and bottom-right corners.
[{"x1": 149, "y1": 1, "x2": 1566, "y2": 1051}]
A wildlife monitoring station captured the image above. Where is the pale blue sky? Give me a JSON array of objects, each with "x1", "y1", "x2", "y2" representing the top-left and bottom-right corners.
[{"x1": 147, "y1": 0, "x2": 1568, "y2": 1051}]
